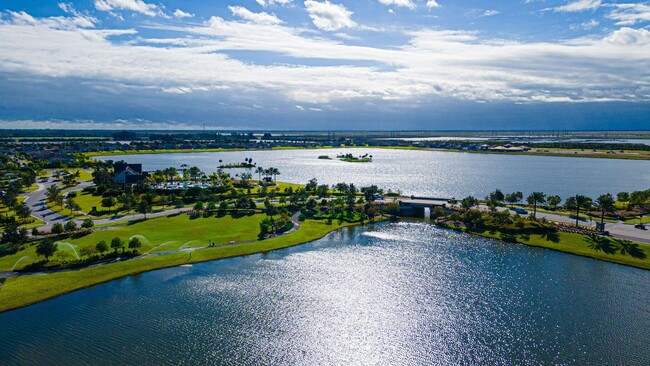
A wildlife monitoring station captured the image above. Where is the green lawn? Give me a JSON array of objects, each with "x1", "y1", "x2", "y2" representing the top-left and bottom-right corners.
[
  {"x1": 454, "y1": 227, "x2": 650, "y2": 270},
  {"x1": 0, "y1": 218, "x2": 357, "y2": 312},
  {"x1": 0, "y1": 212, "x2": 264, "y2": 271},
  {"x1": 0, "y1": 197, "x2": 45, "y2": 233},
  {"x1": 624, "y1": 215, "x2": 650, "y2": 224}
]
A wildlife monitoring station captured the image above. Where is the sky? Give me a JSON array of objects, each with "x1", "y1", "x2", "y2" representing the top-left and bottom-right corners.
[{"x1": 0, "y1": 0, "x2": 649, "y2": 130}]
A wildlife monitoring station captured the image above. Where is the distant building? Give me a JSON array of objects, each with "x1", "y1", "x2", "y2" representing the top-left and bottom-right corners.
[{"x1": 114, "y1": 163, "x2": 148, "y2": 184}]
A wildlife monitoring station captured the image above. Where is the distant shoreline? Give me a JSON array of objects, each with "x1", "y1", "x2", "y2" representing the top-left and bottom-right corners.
[{"x1": 85, "y1": 145, "x2": 650, "y2": 160}]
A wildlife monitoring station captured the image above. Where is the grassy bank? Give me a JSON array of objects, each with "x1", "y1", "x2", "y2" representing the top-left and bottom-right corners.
[
  {"x1": 0, "y1": 218, "x2": 360, "y2": 313},
  {"x1": 444, "y1": 224, "x2": 650, "y2": 270}
]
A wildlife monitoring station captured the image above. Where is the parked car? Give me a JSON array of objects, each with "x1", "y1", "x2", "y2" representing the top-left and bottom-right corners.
[{"x1": 514, "y1": 208, "x2": 528, "y2": 215}]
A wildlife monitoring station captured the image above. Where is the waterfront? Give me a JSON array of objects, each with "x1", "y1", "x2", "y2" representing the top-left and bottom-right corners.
[
  {"x1": 1, "y1": 222, "x2": 648, "y2": 365},
  {"x1": 99, "y1": 148, "x2": 650, "y2": 199}
]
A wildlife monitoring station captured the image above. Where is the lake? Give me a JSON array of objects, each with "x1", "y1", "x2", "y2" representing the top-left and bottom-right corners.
[
  {"x1": 98, "y1": 148, "x2": 650, "y2": 199},
  {"x1": 1, "y1": 222, "x2": 648, "y2": 365}
]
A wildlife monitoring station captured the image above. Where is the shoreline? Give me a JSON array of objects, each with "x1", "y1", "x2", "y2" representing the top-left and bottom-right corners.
[
  {"x1": 2, "y1": 216, "x2": 648, "y2": 313},
  {"x1": 439, "y1": 223, "x2": 650, "y2": 271},
  {"x1": 83, "y1": 145, "x2": 650, "y2": 160},
  {"x1": 0, "y1": 219, "x2": 372, "y2": 313}
]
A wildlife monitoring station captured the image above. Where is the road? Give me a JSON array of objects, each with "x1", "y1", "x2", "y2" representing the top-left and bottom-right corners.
[{"x1": 21, "y1": 179, "x2": 650, "y2": 244}]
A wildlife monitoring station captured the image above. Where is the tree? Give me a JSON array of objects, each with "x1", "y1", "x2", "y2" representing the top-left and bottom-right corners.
[
  {"x1": 460, "y1": 196, "x2": 478, "y2": 211},
  {"x1": 96, "y1": 240, "x2": 109, "y2": 254},
  {"x1": 110, "y1": 237, "x2": 124, "y2": 253},
  {"x1": 361, "y1": 185, "x2": 381, "y2": 203},
  {"x1": 137, "y1": 200, "x2": 151, "y2": 219},
  {"x1": 305, "y1": 178, "x2": 318, "y2": 192},
  {"x1": 81, "y1": 218, "x2": 94, "y2": 229},
  {"x1": 255, "y1": 167, "x2": 265, "y2": 183},
  {"x1": 45, "y1": 185, "x2": 62, "y2": 204},
  {"x1": 64, "y1": 220, "x2": 77, "y2": 232},
  {"x1": 128, "y1": 237, "x2": 142, "y2": 252},
  {"x1": 566, "y1": 195, "x2": 592, "y2": 227},
  {"x1": 101, "y1": 196, "x2": 117, "y2": 215},
  {"x1": 595, "y1": 194, "x2": 615, "y2": 229},
  {"x1": 526, "y1": 192, "x2": 546, "y2": 219},
  {"x1": 547, "y1": 195, "x2": 561, "y2": 210},
  {"x1": 505, "y1": 191, "x2": 523, "y2": 204},
  {"x1": 239, "y1": 172, "x2": 252, "y2": 187},
  {"x1": 36, "y1": 238, "x2": 57, "y2": 261},
  {"x1": 51, "y1": 222, "x2": 64, "y2": 234},
  {"x1": 488, "y1": 189, "x2": 505, "y2": 203},
  {"x1": 617, "y1": 192, "x2": 630, "y2": 202},
  {"x1": 15, "y1": 203, "x2": 31, "y2": 221},
  {"x1": 65, "y1": 196, "x2": 81, "y2": 215}
]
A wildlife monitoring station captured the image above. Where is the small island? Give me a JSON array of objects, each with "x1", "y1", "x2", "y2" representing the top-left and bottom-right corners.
[
  {"x1": 337, "y1": 153, "x2": 373, "y2": 163},
  {"x1": 218, "y1": 158, "x2": 256, "y2": 169}
]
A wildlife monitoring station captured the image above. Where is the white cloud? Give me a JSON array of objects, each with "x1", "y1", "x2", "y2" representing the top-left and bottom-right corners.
[
  {"x1": 571, "y1": 19, "x2": 599, "y2": 30},
  {"x1": 256, "y1": 0, "x2": 293, "y2": 7},
  {"x1": 553, "y1": 0, "x2": 601, "y2": 13},
  {"x1": 483, "y1": 10, "x2": 500, "y2": 17},
  {"x1": 173, "y1": 9, "x2": 194, "y2": 19},
  {"x1": 377, "y1": 0, "x2": 416, "y2": 9},
  {"x1": 607, "y1": 4, "x2": 650, "y2": 25},
  {"x1": 94, "y1": 0, "x2": 162, "y2": 17},
  {"x1": 604, "y1": 27, "x2": 650, "y2": 45},
  {"x1": 1, "y1": 10, "x2": 650, "y2": 106},
  {"x1": 426, "y1": 1, "x2": 440, "y2": 8},
  {"x1": 304, "y1": 1, "x2": 356, "y2": 31},
  {"x1": 229, "y1": 6, "x2": 283, "y2": 25}
]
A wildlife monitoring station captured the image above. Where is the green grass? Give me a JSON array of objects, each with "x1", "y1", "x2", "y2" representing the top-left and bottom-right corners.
[
  {"x1": 0, "y1": 213, "x2": 264, "y2": 271},
  {"x1": 0, "y1": 218, "x2": 357, "y2": 312},
  {"x1": 0, "y1": 197, "x2": 46, "y2": 233},
  {"x1": 624, "y1": 215, "x2": 650, "y2": 224},
  {"x1": 449, "y1": 226, "x2": 650, "y2": 270}
]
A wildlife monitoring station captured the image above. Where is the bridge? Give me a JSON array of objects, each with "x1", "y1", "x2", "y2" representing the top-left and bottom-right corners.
[{"x1": 376, "y1": 196, "x2": 451, "y2": 218}]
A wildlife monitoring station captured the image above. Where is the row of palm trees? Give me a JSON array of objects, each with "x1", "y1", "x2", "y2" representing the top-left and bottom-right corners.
[
  {"x1": 146, "y1": 165, "x2": 281, "y2": 187},
  {"x1": 470, "y1": 189, "x2": 619, "y2": 228}
]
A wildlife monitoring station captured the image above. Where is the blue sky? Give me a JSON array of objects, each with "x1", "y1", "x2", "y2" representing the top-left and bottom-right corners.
[{"x1": 0, "y1": 0, "x2": 649, "y2": 130}]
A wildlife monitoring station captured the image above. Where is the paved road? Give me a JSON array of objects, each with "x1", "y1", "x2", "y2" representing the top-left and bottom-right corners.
[{"x1": 380, "y1": 197, "x2": 650, "y2": 244}]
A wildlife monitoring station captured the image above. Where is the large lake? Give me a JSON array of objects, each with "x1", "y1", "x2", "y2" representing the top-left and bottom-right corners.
[
  {"x1": 1, "y1": 222, "x2": 648, "y2": 365},
  {"x1": 98, "y1": 149, "x2": 650, "y2": 198}
]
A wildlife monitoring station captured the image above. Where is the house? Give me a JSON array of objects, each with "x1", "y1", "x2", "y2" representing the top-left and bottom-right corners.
[{"x1": 114, "y1": 163, "x2": 148, "y2": 184}]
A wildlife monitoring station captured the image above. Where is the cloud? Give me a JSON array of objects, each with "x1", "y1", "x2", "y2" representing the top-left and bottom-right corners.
[
  {"x1": 571, "y1": 19, "x2": 599, "y2": 30},
  {"x1": 173, "y1": 9, "x2": 194, "y2": 19},
  {"x1": 94, "y1": 0, "x2": 162, "y2": 17},
  {"x1": 256, "y1": 0, "x2": 293, "y2": 6},
  {"x1": 229, "y1": 6, "x2": 283, "y2": 25},
  {"x1": 604, "y1": 27, "x2": 650, "y2": 45},
  {"x1": 553, "y1": 0, "x2": 601, "y2": 13},
  {"x1": 606, "y1": 3, "x2": 650, "y2": 25},
  {"x1": 426, "y1": 1, "x2": 441, "y2": 8},
  {"x1": 304, "y1": 1, "x2": 356, "y2": 31},
  {"x1": 377, "y1": 0, "x2": 416, "y2": 9},
  {"x1": 483, "y1": 10, "x2": 500, "y2": 17},
  {"x1": 1, "y1": 10, "x2": 650, "y2": 108}
]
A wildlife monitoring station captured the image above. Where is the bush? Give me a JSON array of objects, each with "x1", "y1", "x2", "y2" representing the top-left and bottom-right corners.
[
  {"x1": 51, "y1": 223, "x2": 64, "y2": 234},
  {"x1": 67, "y1": 191, "x2": 77, "y2": 198},
  {"x1": 64, "y1": 220, "x2": 77, "y2": 232}
]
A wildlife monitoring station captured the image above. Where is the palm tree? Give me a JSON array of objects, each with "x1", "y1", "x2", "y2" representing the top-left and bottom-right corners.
[
  {"x1": 595, "y1": 193, "x2": 615, "y2": 230},
  {"x1": 270, "y1": 167, "x2": 280, "y2": 182},
  {"x1": 526, "y1": 192, "x2": 546, "y2": 219},
  {"x1": 255, "y1": 167, "x2": 265, "y2": 183},
  {"x1": 566, "y1": 195, "x2": 592, "y2": 227}
]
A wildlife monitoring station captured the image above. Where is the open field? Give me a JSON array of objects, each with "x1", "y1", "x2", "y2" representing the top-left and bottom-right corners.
[
  {"x1": 0, "y1": 212, "x2": 264, "y2": 271},
  {"x1": 0, "y1": 218, "x2": 358, "y2": 312}
]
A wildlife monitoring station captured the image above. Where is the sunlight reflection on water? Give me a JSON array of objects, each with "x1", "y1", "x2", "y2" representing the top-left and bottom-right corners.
[{"x1": 1, "y1": 222, "x2": 649, "y2": 365}]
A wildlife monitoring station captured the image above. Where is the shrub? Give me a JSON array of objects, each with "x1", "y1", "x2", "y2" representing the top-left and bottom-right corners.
[{"x1": 51, "y1": 223, "x2": 64, "y2": 234}]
